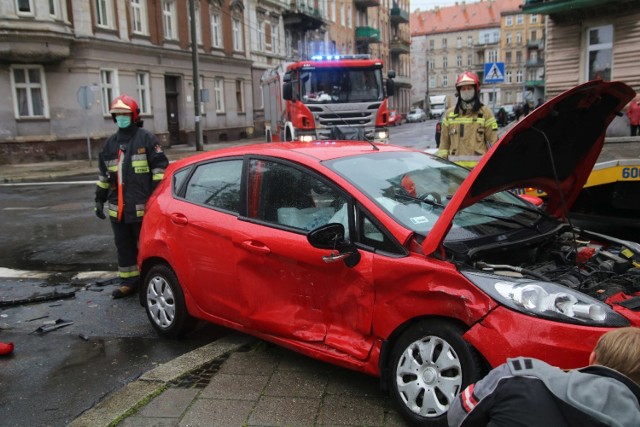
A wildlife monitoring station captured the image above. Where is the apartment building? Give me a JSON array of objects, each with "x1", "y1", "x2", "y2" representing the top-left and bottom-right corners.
[
  {"x1": 410, "y1": 0, "x2": 532, "y2": 110},
  {"x1": 521, "y1": 0, "x2": 640, "y2": 99},
  {"x1": 500, "y1": 7, "x2": 545, "y2": 106},
  {"x1": 1, "y1": 0, "x2": 411, "y2": 163}
]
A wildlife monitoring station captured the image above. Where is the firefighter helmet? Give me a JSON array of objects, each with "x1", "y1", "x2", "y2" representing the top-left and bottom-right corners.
[
  {"x1": 109, "y1": 95, "x2": 140, "y2": 123},
  {"x1": 455, "y1": 71, "x2": 480, "y2": 92}
]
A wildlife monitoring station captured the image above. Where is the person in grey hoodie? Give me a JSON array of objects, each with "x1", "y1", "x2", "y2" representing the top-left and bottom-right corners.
[{"x1": 448, "y1": 327, "x2": 640, "y2": 427}]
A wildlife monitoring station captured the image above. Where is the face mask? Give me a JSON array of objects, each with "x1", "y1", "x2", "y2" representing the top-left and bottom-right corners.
[
  {"x1": 115, "y1": 115, "x2": 132, "y2": 129},
  {"x1": 459, "y1": 87, "x2": 475, "y2": 102}
]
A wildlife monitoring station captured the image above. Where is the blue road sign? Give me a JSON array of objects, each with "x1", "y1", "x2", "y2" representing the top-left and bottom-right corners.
[{"x1": 484, "y1": 62, "x2": 505, "y2": 83}]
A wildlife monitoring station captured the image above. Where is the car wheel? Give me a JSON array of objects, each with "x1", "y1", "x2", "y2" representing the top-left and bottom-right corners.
[
  {"x1": 143, "y1": 264, "x2": 196, "y2": 338},
  {"x1": 388, "y1": 319, "x2": 484, "y2": 427}
]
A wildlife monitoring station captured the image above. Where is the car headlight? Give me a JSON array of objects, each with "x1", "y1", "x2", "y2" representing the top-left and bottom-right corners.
[
  {"x1": 375, "y1": 130, "x2": 388, "y2": 140},
  {"x1": 462, "y1": 271, "x2": 629, "y2": 327},
  {"x1": 298, "y1": 135, "x2": 314, "y2": 142}
]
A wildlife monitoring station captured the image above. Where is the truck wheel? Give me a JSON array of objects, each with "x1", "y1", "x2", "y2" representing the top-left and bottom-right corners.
[{"x1": 388, "y1": 319, "x2": 483, "y2": 426}]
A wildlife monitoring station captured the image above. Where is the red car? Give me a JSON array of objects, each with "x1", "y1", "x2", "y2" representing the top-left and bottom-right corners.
[
  {"x1": 138, "y1": 81, "x2": 639, "y2": 426},
  {"x1": 388, "y1": 109, "x2": 402, "y2": 126}
]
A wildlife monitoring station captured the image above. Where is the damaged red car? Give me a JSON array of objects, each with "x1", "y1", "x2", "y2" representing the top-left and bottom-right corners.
[{"x1": 138, "y1": 80, "x2": 640, "y2": 426}]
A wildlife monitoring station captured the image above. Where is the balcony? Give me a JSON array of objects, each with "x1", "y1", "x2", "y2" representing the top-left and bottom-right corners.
[
  {"x1": 355, "y1": 26, "x2": 381, "y2": 43},
  {"x1": 283, "y1": 2, "x2": 325, "y2": 31},
  {"x1": 354, "y1": 0, "x2": 380, "y2": 7},
  {"x1": 527, "y1": 40, "x2": 544, "y2": 49},
  {"x1": 390, "y1": 36, "x2": 410, "y2": 55},
  {"x1": 526, "y1": 80, "x2": 545, "y2": 87},
  {"x1": 390, "y1": 6, "x2": 409, "y2": 23},
  {"x1": 525, "y1": 59, "x2": 544, "y2": 67},
  {"x1": 393, "y1": 75, "x2": 411, "y2": 87}
]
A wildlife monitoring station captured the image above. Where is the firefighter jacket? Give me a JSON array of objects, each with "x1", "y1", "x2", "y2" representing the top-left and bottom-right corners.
[
  {"x1": 95, "y1": 125, "x2": 168, "y2": 223},
  {"x1": 438, "y1": 105, "x2": 498, "y2": 168},
  {"x1": 448, "y1": 357, "x2": 640, "y2": 427}
]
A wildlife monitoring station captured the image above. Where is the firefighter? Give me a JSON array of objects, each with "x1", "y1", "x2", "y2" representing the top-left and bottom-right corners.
[
  {"x1": 435, "y1": 71, "x2": 498, "y2": 169},
  {"x1": 94, "y1": 95, "x2": 169, "y2": 299}
]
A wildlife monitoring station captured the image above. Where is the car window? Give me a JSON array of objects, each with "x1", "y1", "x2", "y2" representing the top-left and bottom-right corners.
[
  {"x1": 172, "y1": 167, "x2": 191, "y2": 196},
  {"x1": 247, "y1": 159, "x2": 350, "y2": 233},
  {"x1": 183, "y1": 160, "x2": 242, "y2": 213}
]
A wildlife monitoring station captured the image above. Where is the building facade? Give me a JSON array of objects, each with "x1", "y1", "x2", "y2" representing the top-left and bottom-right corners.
[
  {"x1": 1, "y1": 0, "x2": 411, "y2": 164},
  {"x1": 522, "y1": 0, "x2": 640, "y2": 99}
]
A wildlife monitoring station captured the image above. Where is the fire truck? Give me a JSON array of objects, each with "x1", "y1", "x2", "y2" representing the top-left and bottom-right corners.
[{"x1": 260, "y1": 55, "x2": 395, "y2": 143}]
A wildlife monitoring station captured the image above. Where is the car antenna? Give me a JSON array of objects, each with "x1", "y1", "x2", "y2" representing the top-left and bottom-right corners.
[{"x1": 531, "y1": 124, "x2": 584, "y2": 289}]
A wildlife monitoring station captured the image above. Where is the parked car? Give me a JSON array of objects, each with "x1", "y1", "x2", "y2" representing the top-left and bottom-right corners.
[
  {"x1": 138, "y1": 80, "x2": 638, "y2": 427},
  {"x1": 502, "y1": 104, "x2": 517, "y2": 122},
  {"x1": 406, "y1": 107, "x2": 426, "y2": 122},
  {"x1": 387, "y1": 109, "x2": 402, "y2": 126}
]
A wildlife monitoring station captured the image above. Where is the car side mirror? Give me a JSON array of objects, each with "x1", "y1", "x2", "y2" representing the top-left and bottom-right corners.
[
  {"x1": 283, "y1": 82, "x2": 293, "y2": 101},
  {"x1": 307, "y1": 223, "x2": 361, "y2": 268}
]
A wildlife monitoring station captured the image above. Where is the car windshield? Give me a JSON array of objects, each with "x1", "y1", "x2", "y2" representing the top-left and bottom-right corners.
[
  {"x1": 326, "y1": 151, "x2": 544, "y2": 237},
  {"x1": 300, "y1": 67, "x2": 384, "y2": 103}
]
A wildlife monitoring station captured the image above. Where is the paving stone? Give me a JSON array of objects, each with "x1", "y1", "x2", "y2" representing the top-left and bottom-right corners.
[
  {"x1": 263, "y1": 369, "x2": 328, "y2": 398},
  {"x1": 137, "y1": 388, "x2": 200, "y2": 418},
  {"x1": 178, "y1": 398, "x2": 254, "y2": 427},
  {"x1": 317, "y1": 395, "x2": 387, "y2": 426},
  {"x1": 217, "y1": 348, "x2": 280, "y2": 375},
  {"x1": 199, "y1": 373, "x2": 270, "y2": 400},
  {"x1": 325, "y1": 369, "x2": 383, "y2": 397},
  {"x1": 119, "y1": 416, "x2": 179, "y2": 427},
  {"x1": 247, "y1": 396, "x2": 321, "y2": 426}
]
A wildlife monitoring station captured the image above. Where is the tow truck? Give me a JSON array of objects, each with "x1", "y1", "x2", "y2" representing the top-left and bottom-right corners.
[{"x1": 260, "y1": 54, "x2": 395, "y2": 143}]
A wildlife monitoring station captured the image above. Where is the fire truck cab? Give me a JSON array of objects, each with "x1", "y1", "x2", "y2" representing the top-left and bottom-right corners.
[{"x1": 261, "y1": 55, "x2": 395, "y2": 143}]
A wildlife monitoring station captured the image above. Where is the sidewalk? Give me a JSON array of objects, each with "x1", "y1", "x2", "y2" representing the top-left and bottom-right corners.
[
  {"x1": 70, "y1": 333, "x2": 408, "y2": 427},
  {"x1": 0, "y1": 138, "x2": 262, "y2": 183}
]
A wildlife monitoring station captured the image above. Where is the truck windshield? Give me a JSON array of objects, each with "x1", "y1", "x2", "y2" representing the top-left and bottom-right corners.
[{"x1": 300, "y1": 68, "x2": 383, "y2": 104}]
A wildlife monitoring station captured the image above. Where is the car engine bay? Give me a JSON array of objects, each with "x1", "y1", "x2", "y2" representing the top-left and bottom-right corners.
[{"x1": 462, "y1": 227, "x2": 640, "y2": 302}]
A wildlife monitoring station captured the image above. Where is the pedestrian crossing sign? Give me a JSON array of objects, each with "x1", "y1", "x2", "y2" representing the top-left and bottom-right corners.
[{"x1": 484, "y1": 62, "x2": 505, "y2": 83}]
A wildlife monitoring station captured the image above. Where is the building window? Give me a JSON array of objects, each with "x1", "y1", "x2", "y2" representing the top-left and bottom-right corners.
[
  {"x1": 516, "y1": 51, "x2": 522, "y2": 63},
  {"x1": 467, "y1": 54, "x2": 472, "y2": 66},
  {"x1": 442, "y1": 56, "x2": 448, "y2": 69},
  {"x1": 506, "y1": 32, "x2": 512, "y2": 45},
  {"x1": 162, "y1": 1, "x2": 177, "y2": 40},
  {"x1": 530, "y1": 14, "x2": 538, "y2": 24},
  {"x1": 264, "y1": 21, "x2": 272, "y2": 52},
  {"x1": 211, "y1": 12, "x2": 222, "y2": 48},
  {"x1": 586, "y1": 25, "x2": 613, "y2": 81},
  {"x1": 95, "y1": 0, "x2": 114, "y2": 28},
  {"x1": 429, "y1": 59, "x2": 435, "y2": 70},
  {"x1": 456, "y1": 36, "x2": 462, "y2": 49},
  {"x1": 456, "y1": 55, "x2": 462, "y2": 67},
  {"x1": 214, "y1": 77, "x2": 225, "y2": 113},
  {"x1": 516, "y1": 69, "x2": 523, "y2": 84},
  {"x1": 131, "y1": 0, "x2": 148, "y2": 35},
  {"x1": 442, "y1": 38, "x2": 447, "y2": 49},
  {"x1": 506, "y1": 70, "x2": 512, "y2": 83},
  {"x1": 16, "y1": 0, "x2": 33, "y2": 14},
  {"x1": 429, "y1": 39, "x2": 434, "y2": 50},
  {"x1": 516, "y1": 14, "x2": 523, "y2": 25},
  {"x1": 235, "y1": 80, "x2": 244, "y2": 113},
  {"x1": 488, "y1": 50, "x2": 498, "y2": 62},
  {"x1": 483, "y1": 33, "x2": 490, "y2": 44},
  {"x1": 467, "y1": 35, "x2": 473, "y2": 47},
  {"x1": 136, "y1": 72, "x2": 151, "y2": 115},
  {"x1": 100, "y1": 69, "x2": 118, "y2": 115},
  {"x1": 429, "y1": 75, "x2": 435, "y2": 89},
  {"x1": 530, "y1": 30, "x2": 537, "y2": 42},
  {"x1": 505, "y1": 51, "x2": 512, "y2": 63},
  {"x1": 232, "y1": 18, "x2": 243, "y2": 51},
  {"x1": 11, "y1": 65, "x2": 48, "y2": 118},
  {"x1": 506, "y1": 16, "x2": 512, "y2": 26},
  {"x1": 347, "y1": 4, "x2": 352, "y2": 28},
  {"x1": 442, "y1": 76, "x2": 448, "y2": 87},
  {"x1": 257, "y1": 21, "x2": 265, "y2": 51},
  {"x1": 516, "y1": 32, "x2": 522, "y2": 44},
  {"x1": 341, "y1": 1, "x2": 345, "y2": 26},
  {"x1": 49, "y1": 0, "x2": 62, "y2": 18}
]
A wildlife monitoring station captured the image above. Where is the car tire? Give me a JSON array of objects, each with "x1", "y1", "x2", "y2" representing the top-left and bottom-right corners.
[
  {"x1": 143, "y1": 264, "x2": 196, "y2": 339},
  {"x1": 388, "y1": 319, "x2": 484, "y2": 427}
]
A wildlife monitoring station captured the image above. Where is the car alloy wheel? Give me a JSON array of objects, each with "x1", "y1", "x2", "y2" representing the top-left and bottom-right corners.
[
  {"x1": 143, "y1": 264, "x2": 195, "y2": 338},
  {"x1": 389, "y1": 320, "x2": 483, "y2": 426}
]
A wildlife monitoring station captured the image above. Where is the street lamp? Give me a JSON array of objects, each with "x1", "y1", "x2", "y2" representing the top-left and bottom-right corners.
[{"x1": 189, "y1": 0, "x2": 203, "y2": 151}]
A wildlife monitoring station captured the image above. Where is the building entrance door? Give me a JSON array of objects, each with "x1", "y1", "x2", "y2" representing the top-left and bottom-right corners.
[{"x1": 165, "y1": 76, "x2": 181, "y2": 146}]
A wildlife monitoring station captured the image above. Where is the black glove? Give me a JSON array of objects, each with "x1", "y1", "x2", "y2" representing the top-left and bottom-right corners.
[{"x1": 95, "y1": 200, "x2": 106, "y2": 220}]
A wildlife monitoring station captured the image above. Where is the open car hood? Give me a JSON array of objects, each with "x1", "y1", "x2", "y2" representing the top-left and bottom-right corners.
[{"x1": 422, "y1": 80, "x2": 635, "y2": 256}]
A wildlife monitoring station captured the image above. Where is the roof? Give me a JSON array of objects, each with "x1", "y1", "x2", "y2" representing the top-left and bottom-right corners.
[{"x1": 410, "y1": 0, "x2": 525, "y2": 36}]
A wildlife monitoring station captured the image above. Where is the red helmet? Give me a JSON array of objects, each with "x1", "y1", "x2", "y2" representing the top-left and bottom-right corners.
[
  {"x1": 109, "y1": 95, "x2": 140, "y2": 123},
  {"x1": 455, "y1": 71, "x2": 480, "y2": 92}
]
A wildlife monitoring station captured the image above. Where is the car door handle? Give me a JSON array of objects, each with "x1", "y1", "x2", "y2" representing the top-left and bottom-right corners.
[
  {"x1": 170, "y1": 213, "x2": 188, "y2": 225},
  {"x1": 241, "y1": 240, "x2": 271, "y2": 255}
]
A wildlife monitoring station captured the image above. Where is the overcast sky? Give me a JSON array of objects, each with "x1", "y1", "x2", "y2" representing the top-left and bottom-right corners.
[{"x1": 410, "y1": 0, "x2": 479, "y2": 12}]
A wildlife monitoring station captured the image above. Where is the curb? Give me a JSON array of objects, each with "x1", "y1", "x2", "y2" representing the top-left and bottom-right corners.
[{"x1": 68, "y1": 333, "x2": 256, "y2": 427}]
